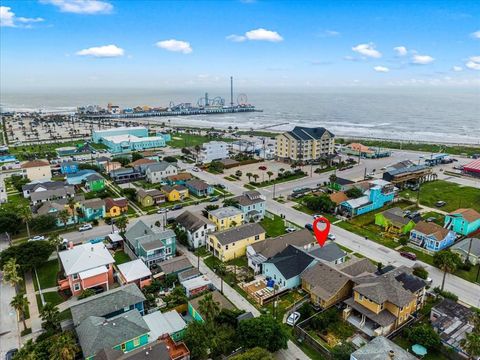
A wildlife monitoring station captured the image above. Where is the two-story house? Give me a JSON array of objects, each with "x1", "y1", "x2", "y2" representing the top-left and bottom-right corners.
[
  {"x1": 66, "y1": 169, "x2": 97, "y2": 185},
  {"x1": 176, "y1": 210, "x2": 216, "y2": 249},
  {"x1": 60, "y1": 161, "x2": 79, "y2": 174},
  {"x1": 22, "y1": 180, "x2": 75, "y2": 204},
  {"x1": 230, "y1": 190, "x2": 266, "y2": 222},
  {"x1": 409, "y1": 221, "x2": 457, "y2": 252},
  {"x1": 444, "y1": 208, "x2": 480, "y2": 236},
  {"x1": 208, "y1": 206, "x2": 244, "y2": 231},
  {"x1": 340, "y1": 180, "x2": 396, "y2": 217},
  {"x1": 21, "y1": 160, "x2": 52, "y2": 181},
  {"x1": 117, "y1": 259, "x2": 152, "y2": 289},
  {"x1": 165, "y1": 172, "x2": 194, "y2": 186},
  {"x1": 208, "y1": 223, "x2": 266, "y2": 262},
  {"x1": 84, "y1": 173, "x2": 105, "y2": 192},
  {"x1": 58, "y1": 242, "x2": 115, "y2": 296},
  {"x1": 145, "y1": 162, "x2": 178, "y2": 184},
  {"x1": 136, "y1": 189, "x2": 166, "y2": 207},
  {"x1": 124, "y1": 220, "x2": 177, "y2": 269},
  {"x1": 104, "y1": 197, "x2": 129, "y2": 217},
  {"x1": 78, "y1": 198, "x2": 105, "y2": 222}
]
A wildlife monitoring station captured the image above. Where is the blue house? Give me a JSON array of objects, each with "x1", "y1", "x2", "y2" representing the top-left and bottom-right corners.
[
  {"x1": 262, "y1": 245, "x2": 316, "y2": 290},
  {"x1": 184, "y1": 179, "x2": 213, "y2": 197},
  {"x1": 60, "y1": 161, "x2": 79, "y2": 174},
  {"x1": 78, "y1": 198, "x2": 105, "y2": 222},
  {"x1": 340, "y1": 179, "x2": 396, "y2": 217},
  {"x1": 444, "y1": 208, "x2": 480, "y2": 236},
  {"x1": 409, "y1": 221, "x2": 457, "y2": 252},
  {"x1": 66, "y1": 169, "x2": 97, "y2": 185},
  {"x1": 231, "y1": 190, "x2": 266, "y2": 222}
]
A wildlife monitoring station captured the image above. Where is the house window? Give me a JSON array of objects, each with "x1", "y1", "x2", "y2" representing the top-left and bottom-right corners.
[
  {"x1": 166, "y1": 247, "x2": 172, "y2": 255},
  {"x1": 124, "y1": 306, "x2": 130, "y2": 312},
  {"x1": 226, "y1": 245, "x2": 229, "y2": 250},
  {"x1": 133, "y1": 338, "x2": 140, "y2": 347},
  {"x1": 72, "y1": 273, "x2": 78, "y2": 280},
  {"x1": 121, "y1": 343, "x2": 126, "y2": 351},
  {"x1": 73, "y1": 283, "x2": 81, "y2": 291},
  {"x1": 255, "y1": 235, "x2": 260, "y2": 240}
]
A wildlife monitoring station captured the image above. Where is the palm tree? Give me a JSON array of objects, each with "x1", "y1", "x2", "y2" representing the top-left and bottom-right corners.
[
  {"x1": 11, "y1": 293, "x2": 29, "y2": 331},
  {"x1": 49, "y1": 331, "x2": 79, "y2": 360},
  {"x1": 67, "y1": 197, "x2": 77, "y2": 224},
  {"x1": 252, "y1": 174, "x2": 259, "y2": 183},
  {"x1": 266, "y1": 171, "x2": 274, "y2": 182},
  {"x1": 235, "y1": 170, "x2": 242, "y2": 178},
  {"x1": 40, "y1": 302, "x2": 61, "y2": 332},
  {"x1": 433, "y1": 250, "x2": 460, "y2": 291},
  {"x1": 214, "y1": 262, "x2": 227, "y2": 294},
  {"x1": 115, "y1": 215, "x2": 129, "y2": 235},
  {"x1": 57, "y1": 209, "x2": 70, "y2": 229},
  {"x1": 17, "y1": 204, "x2": 33, "y2": 239},
  {"x1": 2, "y1": 258, "x2": 21, "y2": 289},
  {"x1": 246, "y1": 172, "x2": 253, "y2": 183},
  {"x1": 329, "y1": 173, "x2": 337, "y2": 185},
  {"x1": 462, "y1": 332, "x2": 480, "y2": 358},
  {"x1": 198, "y1": 292, "x2": 220, "y2": 324}
]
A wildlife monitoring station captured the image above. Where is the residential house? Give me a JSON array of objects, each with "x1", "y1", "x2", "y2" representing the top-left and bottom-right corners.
[
  {"x1": 35, "y1": 199, "x2": 77, "y2": 227},
  {"x1": 96, "y1": 157, "x2": 122, "y2": 173},
  {"x1": 181, "y1": 275, "x2": 213, "y2": 297},
  {"x1": 451, "y1": 236, "x2": 480, "y2": 265},
  {"x1": 275, "y1": 126, "x2": 335, "y2": 162},
  {"x1": 343, "y1": 266, "x2": 426, "y2": 337},
  {"x1": 409, "y1": 221, "x2": 457, "y2": 252},
  {"x1": 330, "y1": 178, "x2": 355, "y2": 192},
  {"x1": 375, "y1": 207, "x2": 416, "y2": 235},
  {"x1": 339, "y1": 179, "x2": 396, "y2": 217},
  {"x1": 208, "y1": 223, "x2": 266, "y2": 262},
  {"x1": 166, "y1": 172, "x2": 193, "y2": 186},
  {"x1": 230, "y1": 191, "x2": 266, "y2": 222},
  {"x1": 117, "y1": 259, "x2": 152, "y2": 289},
  {"x1": 76, "y1": 309, "x2": 150, "y2": 360},
  {"x1": 262, "y1": 245, "x2": 317, "y2": 290},
  {"x1": 329, "y1": 191, "x2": 349, "y2": 213},
  {"x1": 21, "y1": 159, "x2": 52, "y2": 181},
  {"x1": 85, "y1": 173, "x2": 105, "y2": 192},
  {"x1": 57, "y1": 242, "x2": 115, "y2": 296},
  {"x1": 383, "y1": 162, "x2": 434, "y2": 188},
  {"x1": 70, "y1": 283, "x2": 146, "y2": 326},
  {"x1": 197, "y1": 141, "x2": 230, "y2": 163},
  {"x1": 66, "y1": 169, "x2": 97, "y2": 185},
  {"x1": 445, "y1": 208, "x2": 480, "y2": 236},
  {"x1": 105, "y1": 197, "x2": 129, "y2": 217},
  {"x1": 161, "y1": 185, "x2": 189, "y2": 202},
  {"x1": 176, "y1": 210, "x2": 216, "y2": 249},
  {"x1": 110, "y1": 167, "x2": 144, "y2": 184},
  {"x1": 247, "y1": 229, "x2": 316, "y2": 273},
  {"x1": 430, "y1": 298, "x2": 475, "y2": 357},
  {"x1": 22, "y1": 181, "x2": 75, "y2": 204},
  {"x1": 350, "y1": 336, "x2": 417, "y2": 360},
  {"x1": 158, "y1": 255, "x2": 193, "y2": 276},
  {"x1": 336, "y1": 257, "x2": 377, "y2": 277},
  {"x1": 129, "y1": 158, "x2": 157, "y2": 172},
  {"x1": 143, "y1": 310, "x2": 187, "y2": 342},
  {"x1": 185, "y1": 179, "x2": 213, "y2": 197},
  {"x1": 307, "y1": 243, "x2": 348, "y2": 265},
  {"x1": 188, "y1": 290, "x2": 235, "y2": 322},
  {"x1": 145, "y1": 162, "x2": 178, "y2": 184},
  {"x1": 78, "y1": 198, "x2": 105, "y2": 222},
  {"x1": 136, "y1": 189, "x2": 165, "y2": 207},
  {"x1": 178, "y1": 268, "x2": 202, "y2": 283},
  {"x1": 124, "y1": 220, "x2": 176, "y2": 269},
  {"x1": 140, "y1": 150, "x2": 160, "y2": 161},
  {"x1": 60, "y1": 161, "x2": 79, "y2": 174},
  {"x1": 208, "y1": 206, "x2": 244, "y2": 231}
]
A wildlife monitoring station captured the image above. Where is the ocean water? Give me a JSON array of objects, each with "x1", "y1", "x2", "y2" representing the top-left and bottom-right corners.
[{"x1": 1, "y1": 87, "x2": 479, "y2": 144}]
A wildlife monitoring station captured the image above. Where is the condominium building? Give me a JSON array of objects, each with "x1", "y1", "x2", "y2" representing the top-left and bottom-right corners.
[
  {"x1": 275, "y1": 126, "x2": 335, "y2": 162},
  {"x1": 198, "y1": 141, "x2": 229, "y2": 164}
]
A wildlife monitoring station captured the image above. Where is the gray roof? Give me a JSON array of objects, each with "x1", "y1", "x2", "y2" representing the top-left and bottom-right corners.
[
  {"x1": 336, "y1": 257, "x2": 376, "y2": 276},
  {"x1": 307, "y1": 243, "x2": 347, "y2": 262},
  {"x1": 145, "y1": 161, "x2": 175, "y2": 172},
  {"x1": 76, "y1": 309, "x2": 149, "y2": 359},
  {"x1": 176, "y1": 210, "x2": 214, "y2": 233},
  {"x1": 386, "y1": 164, "x2": 430, "y2": 177},
  {"x1": 344, "y1": 297, "x2": 397, "y2": 327},
  {"x1": 351, "y1": 336, "x2": 417, "y2": 360},
  {"x1": 189, "y1": 290, "x2": 235, "y2": 314},
  {"x1": 451, "y1": 237, "x2": 480, "y2": 257},
  {"x1": 250, "y1": 229, "x2": 315, "y2": 259},
  {"x1": 97, "y1": 341, "x2": 170, "y2": 360},
  {"x1": 158, "y1": 255, "x2": 193, "y2": 275},
  {"x1": 301, "y1": 262, "x2": 351, "y2": 302},
  {"x1": 185, "y1": 179, "x2": 211, "y2": 191},
  {"x1": 125, "y1": 220, "x2": 175, "y2": 251},
  {"x1": 231, "y1": 191, "x2": 264, "y2": 206},
  {"x1": 22, "y1": 180, "x2": 65, "y2": 192},
  {"x1": 30, "y1": 186, "x2": 75, "y2": 202},
  {"x1": 212, "y1": 222, "x2": 265, "y2": 246},
  {"x1": 265, "y1": 245, "x2": 316, "y2": 280},
  {"x1": 209, "y1": 206, "x2": 243, "y2": 219},
  {"x1": 380, "y1": 207, "x2": 411, "y2": 226},
  {"x1": 81, "y1": 198, "x2": 105, "y2": 209},
  {"x1": 71, "y1": 284, "x2": 146, "y2": 325},
  {"x1": 288, "y1": 126, "x2": 334, "y2": 141},
  {"x1": 86, "y1": 173, "x2": 104, "y2": 181},
  {"x1": 178, "y1": 267, "x2": 202, "y2": 282}
]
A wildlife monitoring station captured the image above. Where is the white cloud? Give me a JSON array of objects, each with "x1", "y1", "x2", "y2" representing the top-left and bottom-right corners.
[
  {"x1": 155, "y1": 39, "x2": 192, "y2": 54},
  {"x1": 318, "y1": 30, "x2": 340, "y2": 38},
  {"x1": 226, "y1": 34, "x2": 246, "y2": 42},
  {"x1": 373, "y1": 66, "x2": 390, "y2": 73},
  {"x1": 245, "y1": 28, "x2": 283, "y2": 42},
  {"x1": 352, "y1": 43, "x2": 382, "y2": 58},
  {"x1": 469, "y1": 56, "x2": 480, "y2": 63},
  {"x1": 40, "y1": 0, "x2": 113, "y2": 14},
  {"x1": 393, "y1": 46, "x2": 408, "y2": 56},
  {"x1": 470, "y1": 30, "x2": 480, "y2": 39},
  {"x1": 1, "y1": 6, "x2": 44, "y2": 27},
  {"x1": 412, "y1": 54, "x2": 434, "y2": 64},
  {"x1": 452, "y1": 66, "x2": 463, "y2": 72},
  {"x1": 76, "y1": 44, "x2": 124, "y2": 57},
  {"x1": 466, "y1": 56, "x2": 480, "y2": 70}
]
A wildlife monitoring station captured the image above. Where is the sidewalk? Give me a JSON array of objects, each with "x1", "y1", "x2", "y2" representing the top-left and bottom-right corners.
[{"x1": 24, "y1": 271, "x2": 43, "y2": 333}]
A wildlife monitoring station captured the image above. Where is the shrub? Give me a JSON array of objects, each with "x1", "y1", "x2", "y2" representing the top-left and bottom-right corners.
[
  {"x1": 78, "y1": 289, "x2": 95, "y2": 299},
  {"x1": 413, "y1": 266, "x2": 429, "y2": 280}
]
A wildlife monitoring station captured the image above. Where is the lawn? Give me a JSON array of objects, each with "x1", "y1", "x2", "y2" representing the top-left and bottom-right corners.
[
  {"x1": 36, "y1": 291, "x2": 65, "y2": 311},
  {"x1": 291, "y1": 203, "x2": 338, "y2": 223},
  {"x1": 260, "y1": 214, "x2": 288, "y2": 237},
  {"x1": 114, "y1": 250, "x2": 131, "y2": 265},
  {"x1": 401, "y1": 180, "x2": 480, "y2": 213},
  {"x1": 252, "y1": 172, "x2": 308, "y2": 188},
  {"x1": 393, "y1": 335, "x2": 449, "y2": 360},
  {"x1": 336, "y1": 220, "x2": 399, "y2": 249},
  {"x1": 34, "y1": 260, "x2": 60, "y2": 291},
  {"x1": 421, "y1": 211, "x2": 445, "y2": 226},
  {"x1": 168, "y1": 133, "x2": 234, "y2": 149}
]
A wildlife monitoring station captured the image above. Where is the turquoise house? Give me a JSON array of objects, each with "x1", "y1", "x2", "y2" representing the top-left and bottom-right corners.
[
  {"x1": 445, "y1": 208, "x2": 480, "y2": 236},
  {"x1": 66, "y1": 169, "x2": 96, "y2": 185},
  {"x1": 188, "y1": 290, "x2": 235, "y2": 323},
  {"x1": 340, "y1": 180, "x2": 396, "y2": 217},
  {"x1": 78, "y1": 198, "x2": 105, "y2": 222},
  {"x1": 262, "y1": 245, "x2": 316, "y2": 290},
  {"x1": 60, "y1": 161, "x2": 79, "y2": 174},
  {"x1": 231, "y1": 190, "x2": 266, "y2": 222}
]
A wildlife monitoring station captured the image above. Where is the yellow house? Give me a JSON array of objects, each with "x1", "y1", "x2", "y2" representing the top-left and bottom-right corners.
[
  {"x1": 105, "y1": 197, "x2": 128, "y2": 217},
  {"x1": 208, "y1": 223, "x2": 265, "y2": 262},
  {"x1": 161, "y1": 185, "x2": 189, "y2": 202},
  {"x1": 208, "y1": 206, "x2": 244, "y2": 231},
  {"x1": 21, "y1": 160, "x2": 52, "y2": 181}
]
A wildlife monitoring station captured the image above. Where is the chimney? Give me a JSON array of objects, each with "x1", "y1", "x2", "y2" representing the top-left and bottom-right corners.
[{"x1": 388, "y1": 350, "x2": 395, "y2": 359}]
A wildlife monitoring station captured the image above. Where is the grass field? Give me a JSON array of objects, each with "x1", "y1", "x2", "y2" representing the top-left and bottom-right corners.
[
  {"x1": 168, "y1": 133, "x2": 234, "y2": 149},
  {"x1": 114, "y1": 250, "x2": 131, "y2": 265},
  {"x1": 260, "y1": 214, "x2": 288, "y2": 237},
  {"x1": 34, "y1": 260, "x2": 59, "y2": 291},
  {"x1": 401, "y1": 180, "x2": 480, "y2": 212}
]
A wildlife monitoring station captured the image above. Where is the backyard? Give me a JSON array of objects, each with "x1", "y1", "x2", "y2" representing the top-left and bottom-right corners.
[
  {"x1": 260, "y1": 213, "x2": 289, "y2": 237},
  {"x1": 113, "y1": 250, "x2": 131, "y2": 265},
  {"x1": 34, "y1": 259, "x2": 60, "y2": 291}
]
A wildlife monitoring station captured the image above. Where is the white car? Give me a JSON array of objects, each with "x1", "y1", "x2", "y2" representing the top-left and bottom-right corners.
[
  {"x1": 328, "y1": 233, "x2": 336, "y2": 241},
  {"x1": 285, "y1": 227, "x2": 296, "y2": 233},
  {"x1": 192, "y1": 167, "x2": 200, "y2": 172},
  {"x1": 79, "y1": 224, "x2": 93, "y2": 232},
  {"x1": 157, "y1": 208, "x2": 167, "y2": 214},
  {"x1": 29, "y1": 235, "x2": 45, "y2": 242},
  {"x1": 313, "y1": 214, "x2": 323, "y2": 219},
  {"x1": 286, "y1": 311, "x2": 301, "y2": 326}
]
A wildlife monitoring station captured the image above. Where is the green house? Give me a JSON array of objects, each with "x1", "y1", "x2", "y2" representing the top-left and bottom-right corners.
[
  {"x1": 375, "y1": 207, "x2": 415, "y2": 235},
  {"x1": 85, "y1": 173, "x2": 105, "y2": 192},
  {"x1": 188, "y1": 290, "x2": 235, "y2": 323},
  {"x1": 76, "y1": 309, "x2": 149, "y2": 360},
  {"x1": 142, "y1": 310, "x2": 186, "y2": 342}
]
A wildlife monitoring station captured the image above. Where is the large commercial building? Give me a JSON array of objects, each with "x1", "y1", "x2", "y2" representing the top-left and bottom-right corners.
[
  {"x1": 92, "y1": 127, "x2": 170, "y2": 153},
  {"x1": 275, "y1": 126, "x2": 335, "y2": 162}
]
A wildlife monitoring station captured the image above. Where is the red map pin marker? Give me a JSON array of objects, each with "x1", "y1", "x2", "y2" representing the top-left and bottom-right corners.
[{"x1": 312, "y1": 216, "x2": 331, "y2": 247}]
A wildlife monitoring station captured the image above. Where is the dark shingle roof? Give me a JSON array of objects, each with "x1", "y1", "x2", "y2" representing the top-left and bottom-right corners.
[
  {"x1": 231, "y1": 191, "x2": 264, "y2": 206},
  {"x1": 176, "y1": 211, "x2": 212, "y2": 232},
  {"x1": 158, "y1": 255, "x2": 193, "y2": 275},
  {"x1": 265, "y1": 245, "x2": 315, "y2": 280},
  {"x1": 189, "y1": 290, "x2": 235, "y2": 315},
  {"x1": 307, "y1": 243, "x2": 347, "y2": 262},
  {"x1": 336, "y1": 257, "x2": 376, "y2": 276},
  {"x1": 249, "y1": 229, "x2": 315, "y2": 259},
  {"x1": 288, "y1": 126, "x2": 334, "y2": 141},
  {"x1": 301, "y1": 262, "x2": 351, "y2": 302},
  {"x1": 185, "y1": 179, "x2": 210, "y2": 191},
  {"x1": 212, "y1": 223, "x2": 265, "y2": 246}
]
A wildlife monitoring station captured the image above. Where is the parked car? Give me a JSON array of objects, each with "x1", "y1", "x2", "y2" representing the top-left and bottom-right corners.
[
  {"x1": 216, "y1": 184, "x2": 226, "y2": 189},
  {"x1": 327, "y1": 233, "x2": 336, "y2": 241},
  {"x1": 425, "y1": 217, "x2": 437, "y2": 222},
  {"x1": 313, "y1": 214, "x2": 323, "y2": 220},
  {"x1": 79, "y1": 223, "x2": 93, "y2": 232},
  {"x1": 305, "y1": 224, "x2": 313, "y2": 231},
  {"x1": 5, "y1": 349, "x2": 18, "y2": 360},
  {"x1": 192, "y1": 167, "x2": 200, "y2": 172},
  {"x1": 286, "y1": 312, "x2": 301, "y2": 326},
  {"x1": 28, "y1": 235, "x2": 45, "y2": 242},
  {"x1": 171, "y1": 204, "x2": 183, "y2": 210},
  {"x1": 399, "y1": 251, "x2": 417, "y2": 261},
  {"x1": 435, "y1": 201, "x2": 446, "y2": 207},
  {"x1": 285, "y1": 227, "x2": 296, "y2": 233},
  {"x1": 210, "y1": 197, "x2": 219, "y2": 202},
  {"x1": 157, "y1": 208, "x2": 167, "y2": 214}
]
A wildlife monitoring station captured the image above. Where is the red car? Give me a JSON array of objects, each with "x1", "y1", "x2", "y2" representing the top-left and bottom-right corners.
[{"x1": 399, "y1": 251, "x2": 417, "y2": 261}]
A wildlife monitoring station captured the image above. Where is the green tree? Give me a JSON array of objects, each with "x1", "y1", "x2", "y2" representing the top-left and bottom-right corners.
[
  {"x1": 115, "y1": 215, "x2": 129, "y2": 235},
  {"x1": 405, "y1": 323, "x2": 441, "y2": 350},
  {"x1": 30, "y1": 214, "x2": 57, "y2": 232},
  {"x1": 266, "y1": 171, "x2": 274, "y2": 182},
  {"x1": 165, "y1": 286, "x2": 187, "y2": 307},
  {"x1": 462, "y1": 332, "x2": 480, "y2": 357},
  {"x1": 231, "y1": 347, "x2": 274, "y2": 360},
  {"x1": 11, "y1": 293, "x2": 29, "y2": 331},
  {"x1": 235, "y1": 170, "x2": 243, "y2": 178},
  {"x1": 345, "y1": 187, "x2": 364, "y2": 199},
  {"x1": 433, "y1": 250, "x2": 461, "y2": 291},
  {"x1": 122, "y1": 187, "x2": 137, "y2": 201},
  {"x1": 246, "y1": 172, "x2": 253, "y2": 182},
  {"x1": 17, "y1": 203, "x2": 33, "y2": 239},
  {"x1": 57, "y1": 209, "x2": 70, "y2": 228},
  {"x1": 12, "y1": 338, "x2": 38, "y2": 360},
  {"x1": 67, "y1": 197, "x2": 77, "y2": 224},
  {"x1": 223, "y1": 198, "x2": 239, "y2": 207},
  {"x1": 329, "y1": 173, "x2": 338, "y2": 185},
  {"x1": 237, "y1": 315, "x2": 288, "y2": 352},
  {"x1": 194, "y1": 145, "x2": 201, "y2": 163},
  {"x1": 40, "y1": 302, "x2": 61, "y2": 333},
  {"x1": 252, "y1": 174, "x2": 259, "y2": 183},
  {"x1": 413, "y1": 265, "x2": 429, "y2": 280},
  {"x1": 304, "y1": 195, "x2": 336, "y2": 213},
  {"x1": 2, "y1": 258, "x2": 22, "y2": 288},
  {"x1": 183, "y1": 321, "x2": 209, "y2": 360},
  {"x1": 198, "y1": 292, "x2": 220, "y2": 324},
  {"x1": 0, "y1": 241, "x2": 54, "y2": 271},
  {"x1": 78, "y1": 288, "x2": 95, "y2": 299},
  {"x1": 331, "y1": 343, "x2": 355, "y2": 360},
  {"x1": 131, "y1": 152, "x2": 143, "y2": 162},
  {"x1": 48, "y1": 331, "x2": 79, "y2": 360}
]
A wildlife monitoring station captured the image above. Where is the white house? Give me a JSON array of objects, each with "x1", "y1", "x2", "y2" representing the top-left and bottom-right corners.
[
  {"x1": 198, "y1": 141, "x2": 229, "y2": 164},
  {"x1": 21, "y1": 160, "x2": 52, "y2": 181},
  {"x1": 175, "y1": 210, "x2": 216, "y2": 249},
  {"x1": 144, "y1": 162, "x2": 178, "y2": 184}
]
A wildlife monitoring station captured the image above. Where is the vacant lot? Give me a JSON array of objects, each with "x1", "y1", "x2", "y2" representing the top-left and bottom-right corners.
[{"x1": 168, "y1": 133, "x2": 234, "y2": 148}]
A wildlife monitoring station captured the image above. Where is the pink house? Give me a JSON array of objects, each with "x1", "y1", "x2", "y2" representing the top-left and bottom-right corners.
[
  {"x1": 116, "y1": 259, "x2": 153, "y2": 289},
  {"x1": 58, "y1": 242, "x2": 115, "y2": 296}
]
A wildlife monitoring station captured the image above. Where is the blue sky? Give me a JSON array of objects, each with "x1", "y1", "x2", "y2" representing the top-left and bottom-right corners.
[{"x1": 1, "y1": 0, "x2": 479, "y2": 89}]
